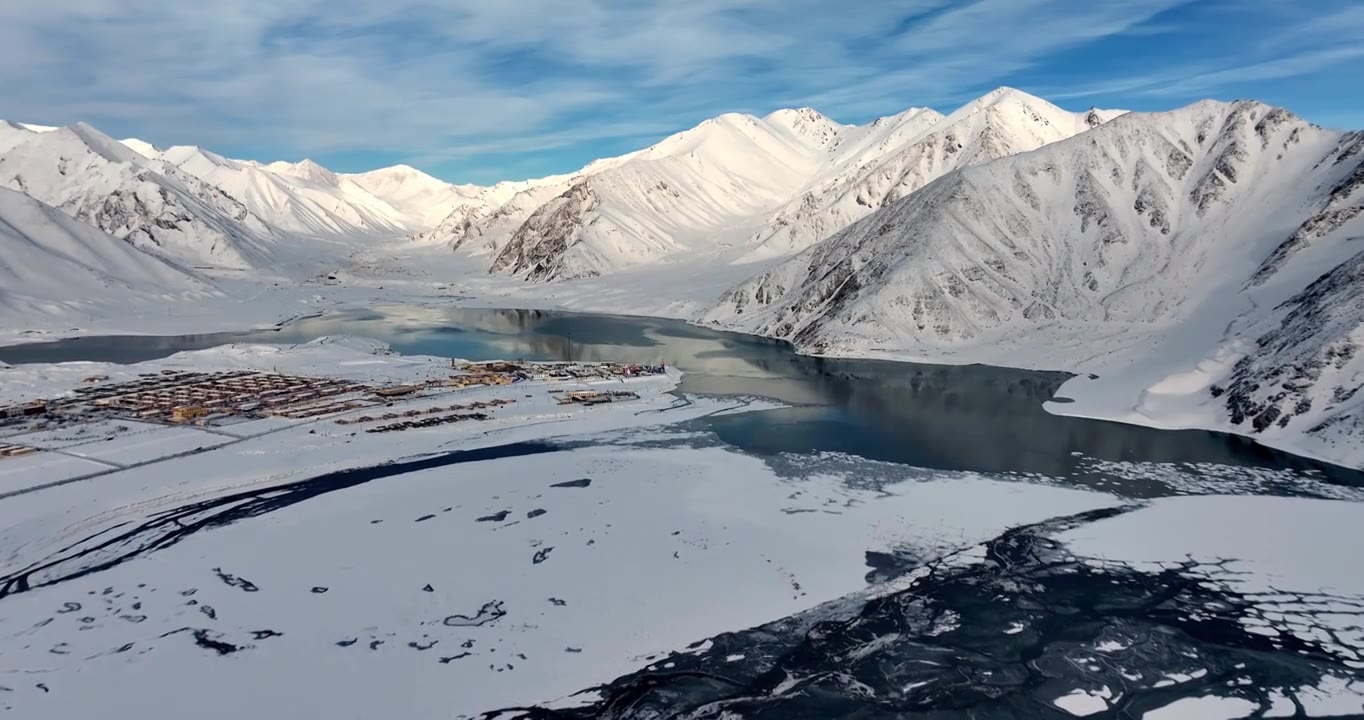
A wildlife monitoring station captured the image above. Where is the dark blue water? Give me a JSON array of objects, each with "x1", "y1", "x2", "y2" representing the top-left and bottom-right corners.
[{"x1": 1, "y1": 305, "x2": 1359, "y2": 486}]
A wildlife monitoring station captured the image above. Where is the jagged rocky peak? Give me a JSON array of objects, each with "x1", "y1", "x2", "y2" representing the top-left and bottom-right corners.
[
  {"x1": 369, "y1": 163, "x2": 423, "y2": 178},
  {"x1": 766, "y1": 107, "x2": 839, "y2": 131},
  {"x1": 1223, "y1": 249, "x2": 1364, "y2": 437},
  {"x1": 415, "y1": 202, "x2": 492, "y2": 251},
  {"x1": 765, "y1": 107, "x2": 847, "y2": 151},
  {"x1": 705, "y1": 97, "x2": 1357, "y2": 358},
  {"x1": 267, "y1": 158, "x2": 339, "y2": 185},
  {"x1": 870, "y1": 107, "x2": 937, "y2": 129},
  {"x1": 489, "y1": 181, "x2": 601, "y2": 281},
  {"x1": 349, "y1": 163, "x2": 451, "y2": 191},
  {"x1": 160, "y1": 144, "x2": 238, "y2": 171},
  {"x1": 956, "y1": 86, "x2": 1051, "y2": 114},
  {"x1": 741, "y1": 89, "x2": 1118, "y2": 261},
  {"x1": 0, "y1": 117, "x2": 275, "y2": 269}
]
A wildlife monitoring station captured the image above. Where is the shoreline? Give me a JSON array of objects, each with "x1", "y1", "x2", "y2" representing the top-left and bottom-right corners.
[
  {"x1": 10, "y1": 291, "x2": 1364, "y2": 471},
  {"x1": 4, "y1": 297, "x2": 1359, "y2": 473}
]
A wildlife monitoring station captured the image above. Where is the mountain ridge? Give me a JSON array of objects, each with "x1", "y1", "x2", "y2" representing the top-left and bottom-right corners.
[{"x1": 700, "y1": 98, "x2": 1364, "y2": 462}]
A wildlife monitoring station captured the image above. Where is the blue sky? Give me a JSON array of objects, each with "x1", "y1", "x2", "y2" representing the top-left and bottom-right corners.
[{"x1": 2, "y1": 0, "x2": 1362, "y2": 184}]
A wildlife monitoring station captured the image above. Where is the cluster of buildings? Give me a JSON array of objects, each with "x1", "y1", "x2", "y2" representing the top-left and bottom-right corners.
[
  {"x1": 336, "y1": 398, "x2": 515, "y2": 426},
  {"x1": 0, "y1": 370, "x2": 380, "y2": 430},
  {"x1": 83, "y1": 371, "x2": 371, "y2": 425},
  {"x1": 553, "y1": 389, "x2": 642, "y2": 406},
  {"x1": 0, "y1": 443, "x2": 38, "y2": 460},
  {"x1": 445, "y1": 360, "x2": 667, "y2": 390},
  {"x1": 364, "y1": 411, "x2": 492, "y2": 434},
  {"x1": 0, "y1": 400, "x2": 48, "y2": 420},
  {"x1": 0, "y1": 358, "x2": 665, "y2": 447}
]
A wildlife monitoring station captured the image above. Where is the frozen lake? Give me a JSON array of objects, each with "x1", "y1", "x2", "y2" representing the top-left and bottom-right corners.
[
  {"x1": 1, "y1": 305, "x2": 1359, "y2": 488},
  {"x1": 1, "y1": 308, "x2": 1362, "y2": 718}
]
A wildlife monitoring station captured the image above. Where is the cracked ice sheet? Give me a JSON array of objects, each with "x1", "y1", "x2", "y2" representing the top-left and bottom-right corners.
[
  {"x1": 1061, "y1": 495, "x2": 1364, "y2": 714},
  {"x1": 0, "y1": 446, "x2": 1120, "y2": 718}
]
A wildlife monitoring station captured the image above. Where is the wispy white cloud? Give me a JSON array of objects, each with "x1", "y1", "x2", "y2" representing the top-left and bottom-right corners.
[
  {"x1": 0, "y1": 0, "x2": 1359, "y2": 177},
  {"x1": 1152, "y1": 46, "x2": 1364, "y2": 97},
  {"x1": 1036, "y1": 3, "x2": 1364, "y2": 105}
]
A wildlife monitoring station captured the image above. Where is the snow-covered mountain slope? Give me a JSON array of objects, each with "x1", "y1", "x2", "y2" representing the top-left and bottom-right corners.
[
  {"x1": 0, "y1": 122, "x2": 277, "y2": 269},
  {"x1": 0, "y1": 121, "x2": 40, "y2": 155},
  {"x1": 120, "y1": 138, "x2": 160, "y2": 159},
  {"x1": 703, "y1": 100, "x2": 1364, "y2": 463},
  {"x1": 405, "y1": 160, "x2": 644, "y2": 258},
  {"x1": 0, "y1": 187, "x2": 209, "y2": 315},
  {"x1": 744, "y1": 88, "x2": 1121, "y2": 260},
  {"x1": 412, "y1": 156, "x2": 642, "y2": 257},
  {"x1": 489, "y1": 109, "x2": 865, "y2": 281},
  {"x1": 2, "y1": 115, "x2": 483, "y2": 262},
  {"x1": 479, "y1": 88, "x2": 1122, "y2": 284},
  {"x1": 344, "y1": 164, "x2": 484, "y2": 229},
  {"x1": 158, "y1": 148, "x2": 415, "y2": 237}
]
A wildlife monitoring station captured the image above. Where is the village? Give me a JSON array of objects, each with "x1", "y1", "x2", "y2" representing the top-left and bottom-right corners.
[{"x1": 0, "y1": 357, "x2": 668, "y2": 487}]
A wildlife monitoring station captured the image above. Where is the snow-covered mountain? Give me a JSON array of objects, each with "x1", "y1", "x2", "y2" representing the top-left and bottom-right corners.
[
  {"x1": 0, "y1": 186, "x2": 210, "y2": 315},
  {"x1": 1, "y1": 122, "x2": 41, "y2": 155},
  {"x1": 489, "y1": 110, "x2": 855, "y2": 281},
  {"x1": 703, "y1": 100, "x2": 1364, "y2": 460},
  {"x1": 344, "y1": 164, "x2": 485, "y2": 229},
  {"x1": 0, "y1": 122, "x2": 277, "y2": 269},
  {"x1": 157, "y1": 148, "x2": 414, "y2": 237},
  {"x1": 120, "y1": 138, "x2": 160, "y2": 159},
  {"x1": 412, "y1": 158, "x2": 639, "y2": 258},
  {"x1": 0, "y1": 119, "x2": 490, "y2": 271},
  {"x1": 744, "y1": 88, "x2": 1122, "y2": 260},
  {"x1": 476, "y1": 88, "x2": 1122, "y2": 283}
]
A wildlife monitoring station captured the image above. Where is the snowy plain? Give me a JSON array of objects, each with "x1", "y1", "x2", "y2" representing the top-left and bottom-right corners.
[
  {"x1": 0, "y1": 341, "x2": 1103, "y2": 716},
  {"x1": 0, "y1": 342, "x2": 1360, "y2": 717}
]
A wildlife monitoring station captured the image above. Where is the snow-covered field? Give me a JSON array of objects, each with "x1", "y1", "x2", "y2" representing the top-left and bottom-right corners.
[
  {"x1": 0, "y1": 341, "x2": 1108, "y2": 716},
  {"x1": 0, "y1": 443, "x2": 1124, "y2": 718},
  {"x1": 0, "y1": 341, "x2": 1360, "y2": 718}
]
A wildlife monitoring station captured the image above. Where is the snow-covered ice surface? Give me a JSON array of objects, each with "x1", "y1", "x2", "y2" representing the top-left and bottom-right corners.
[
  {"x1": 0, "y1": 341, "x2": 1360, "y2": 718},
  {"x1": 1061, "y1": 497, "x2": 1364, "y2": 667},
  {"x1": 0, "y1": 341, "x2": 1151, "y2": 718},
  {"x1": 0, "y1": 446, "x2": 1122, "y2": 718},
  {"x1": 1059, "y1": 496, "x2": 1364, "y2": 717},
  {"x1": 529, "y1": 492, "x2": 1364, "y2": 718}
]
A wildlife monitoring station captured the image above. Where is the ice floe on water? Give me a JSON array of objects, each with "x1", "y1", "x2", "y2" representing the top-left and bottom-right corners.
[
  {"x1": 1071, "y1": 454, "x2": 1364, "y2": 501},
  {"x1": 1062, "y1": 497, "x2": 1364, "y2": 667},
  {"x1": 1140, "y1": 695, "x2": 1259, "y2": 719},
  {"x1": 507, "y1": 492, "x2": 1364, "y2": 718},
  {"x1": 1053, "y1": 685, "x2": 1114, "y2": 716}
]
